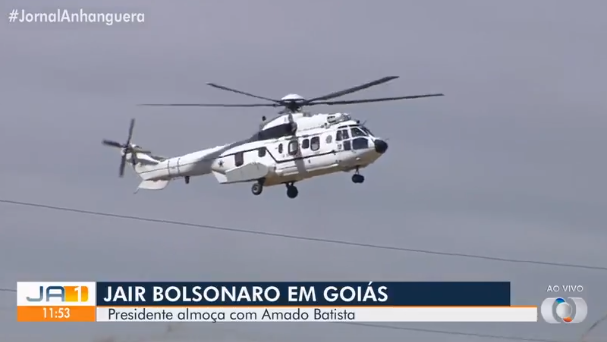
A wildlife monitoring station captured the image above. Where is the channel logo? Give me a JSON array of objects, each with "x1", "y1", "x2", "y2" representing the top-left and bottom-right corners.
[
  {"x1": 26, "y1": 285, "x2": 89, "y2": 303},
  {"x1": 540, "y1": 297, "x2": 587, "y2": 324}
]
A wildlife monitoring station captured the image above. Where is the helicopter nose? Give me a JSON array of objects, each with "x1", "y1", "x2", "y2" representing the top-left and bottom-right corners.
[{"x1": 374, "y1": 139, "x2": 388, "y2": 154}]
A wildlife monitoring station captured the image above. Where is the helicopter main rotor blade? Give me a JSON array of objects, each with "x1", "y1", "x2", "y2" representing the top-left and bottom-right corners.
[
  {"x1": 206, "y1": 83, "x2": 280, "y2": 103},
  {"x1": 138, "y1": 103, "x2": 279, "y2": 107},
  {"x1": 311, "y1": 93, "x2": 444, "y2": 105},
  {"x1": 305, "y1": 76, "x2": 399, "y2": 103}
]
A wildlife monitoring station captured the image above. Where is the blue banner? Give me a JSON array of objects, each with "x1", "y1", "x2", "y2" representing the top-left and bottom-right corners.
[{"x1": 96, "y1": 282, "x2": 510, "y2": 306}]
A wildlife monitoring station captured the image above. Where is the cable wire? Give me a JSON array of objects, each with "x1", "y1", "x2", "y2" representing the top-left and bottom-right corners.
[
  {"x1": 1, "y1": 200, "x2": 600, "y2": 342},
  {"x1": 342, "y1": 322, "x2": 563, "y2": 342},
  {"x1": 1, "y1": 198, "x2": 606, "y2": 272}
]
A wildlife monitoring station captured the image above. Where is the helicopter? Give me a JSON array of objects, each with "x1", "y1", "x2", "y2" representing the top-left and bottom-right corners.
[{"x1": 102, "y1": 76, "x2": 443, "y2": 198}]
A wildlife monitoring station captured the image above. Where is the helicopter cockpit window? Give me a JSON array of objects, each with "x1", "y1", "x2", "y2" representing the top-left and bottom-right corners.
[
  {"x1": 352, "y1": 137, "x2": 369, "y2": 150},
  {"x1": 336, "y1": 130, "x2": 342, "y2": 141},
  {"x1": 258, "y1": 147, "x2": 266, "y2": 157},
  {"x1": 302, "y1": 138, "x2": 310, "y2": 149},
  {"x1": 288, "y1": 140, "x2": 298, "y2": 155},
  {"x1": 361, "y1": 126, "x2": 374, "y2": 136},
  {"x1": 351, "y1": 127, "x2": 367, "y2": 137},
  {"x1": 310, "y1": 136, "x2": 320, "y2": 151}
]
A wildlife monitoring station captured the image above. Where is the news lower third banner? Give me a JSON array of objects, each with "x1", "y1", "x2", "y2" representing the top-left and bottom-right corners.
[{"x1": 16, "y1": 281, "x2": 537, "y2": 322}]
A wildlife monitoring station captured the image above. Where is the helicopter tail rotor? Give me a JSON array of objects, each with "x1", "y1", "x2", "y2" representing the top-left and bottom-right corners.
[{"x1": 102, "y1": 118, "x2": 151, "y2": 177}]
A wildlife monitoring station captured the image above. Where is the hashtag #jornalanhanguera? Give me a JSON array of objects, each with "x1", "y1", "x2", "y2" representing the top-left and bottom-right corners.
[
  {"x1": 8, "y1": 9, "x2": 18, "y2": 22},
  {"x1": 7, "y1": 9, "x2": 145, "y2": 25}
]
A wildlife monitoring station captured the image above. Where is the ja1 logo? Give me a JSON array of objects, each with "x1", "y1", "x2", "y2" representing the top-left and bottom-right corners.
[
  {"x1": 26, "y1": 285, "x2": 89, "y2": 303},
  {"x1": 540, "y1": 297, "x2": 587, "y2": 324}
]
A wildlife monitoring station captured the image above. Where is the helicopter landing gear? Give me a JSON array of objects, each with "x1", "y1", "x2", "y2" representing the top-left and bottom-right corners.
[
  {"x1": 352, "y1": 174, "x2": 365, "y2": 183},
  {"x1": 285, "y1": 182, "x2": 299, "y2": 199},
  {"x1": 352, "y1": 167, "x2": 365, "y2": 184},
  {"x1": 185, "y1": 176, "x2": 190, "y2": 184},
  {"x1": 251, "y1": 179, "x2": 264, "y2": 196}
]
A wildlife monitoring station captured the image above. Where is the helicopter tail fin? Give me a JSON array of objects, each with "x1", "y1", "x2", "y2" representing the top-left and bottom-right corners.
[
  {"x1": 126, "y1": 150, "x2": 172, "y2": 192},
  {"x1": 121, "y1": 146, "x2": 168, "y2": 182}
]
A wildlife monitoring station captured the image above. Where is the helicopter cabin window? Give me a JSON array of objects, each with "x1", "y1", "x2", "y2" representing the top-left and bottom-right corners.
[
  {"x1": 352, "y1": 137, "x2": 369, "y2": 150},
  {"x1": 288, "y1": 140, "x2": 299, "y2": 155},
  {"x1": 278, "y1": 143, "x2": 283, "y2": 154},
  {"x1": 343, "y1": 140, "x2": 352, "y2": 151},
  {"x1": 341, "y1": 129, "x2": 350, "y2": 140},
  {"x1": 234, "y1": 152, "x2": 244, "y2": 167},
  {"x1": 302, "y1": 138, "x2": 310, "y2": 149},
  {"x1": 258, "y1": 147, "x2": 266, "y2": 157},
  {"x1": 326, "y1": 135, "x2": 332, "y2": 144},
  {"x1": 310, "y1": 136, "x2": 320, "y2": 151},
  {"x1": 351, "y1": 127, "x2": 367, "y2": 137}
]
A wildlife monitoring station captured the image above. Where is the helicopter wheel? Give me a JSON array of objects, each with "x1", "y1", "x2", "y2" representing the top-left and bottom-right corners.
[
  {"x1": 251, "y1": 182, "x2": 263, "y2": 196},
  {"x1": 352, "y1": 167, "x2": 365, "y2": 184},
  {"x1": 352, "y1": 174, "x2": 365, "y2": 184},
  {"x1": 286, "y1": 183, "x2": 298, "y2": 199}
]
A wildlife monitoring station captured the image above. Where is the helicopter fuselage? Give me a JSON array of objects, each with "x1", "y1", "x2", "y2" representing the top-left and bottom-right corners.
[
  {"x1": 211, "y1": 119, "x2": 385, "y2": 186},
  {"x1": 127, "y1": 113, "x2": 387, "y2": 193}
]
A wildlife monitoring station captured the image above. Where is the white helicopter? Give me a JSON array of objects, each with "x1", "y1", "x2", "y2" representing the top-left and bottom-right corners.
[{"x1": 102, "y1": 76, "x2": 443, "y2": 198}]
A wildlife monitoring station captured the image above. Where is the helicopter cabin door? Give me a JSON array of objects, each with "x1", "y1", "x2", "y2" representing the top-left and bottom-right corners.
[
  {"x1": 274, "y1": 138, "x2": 304, "y2": 177},
  {"x1": 300, "y1": 133, "x2": 337, "y2": 172},
  {"x1": 324, "y1": 132, "x2": 339, "y2": 165},
  {"x1": 335, "y1": 127, "x2": 354, "y2": 165}
]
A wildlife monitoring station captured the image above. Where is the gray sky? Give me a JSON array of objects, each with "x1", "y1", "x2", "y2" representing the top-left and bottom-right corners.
[{"x1": 1, "y1": 0, "x2": 606, "y2": 341}]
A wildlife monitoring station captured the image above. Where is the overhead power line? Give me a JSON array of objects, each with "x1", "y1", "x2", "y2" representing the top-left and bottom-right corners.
[
  {"x1": 343, "y1": 323, "x2": 563, "y2": 342},
  {"x1": 0, "y1": 199, "x2": 598, "y2": 342},
  {"x1": 1, "y1": 199, "x2": 606, "y2": 272}
]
